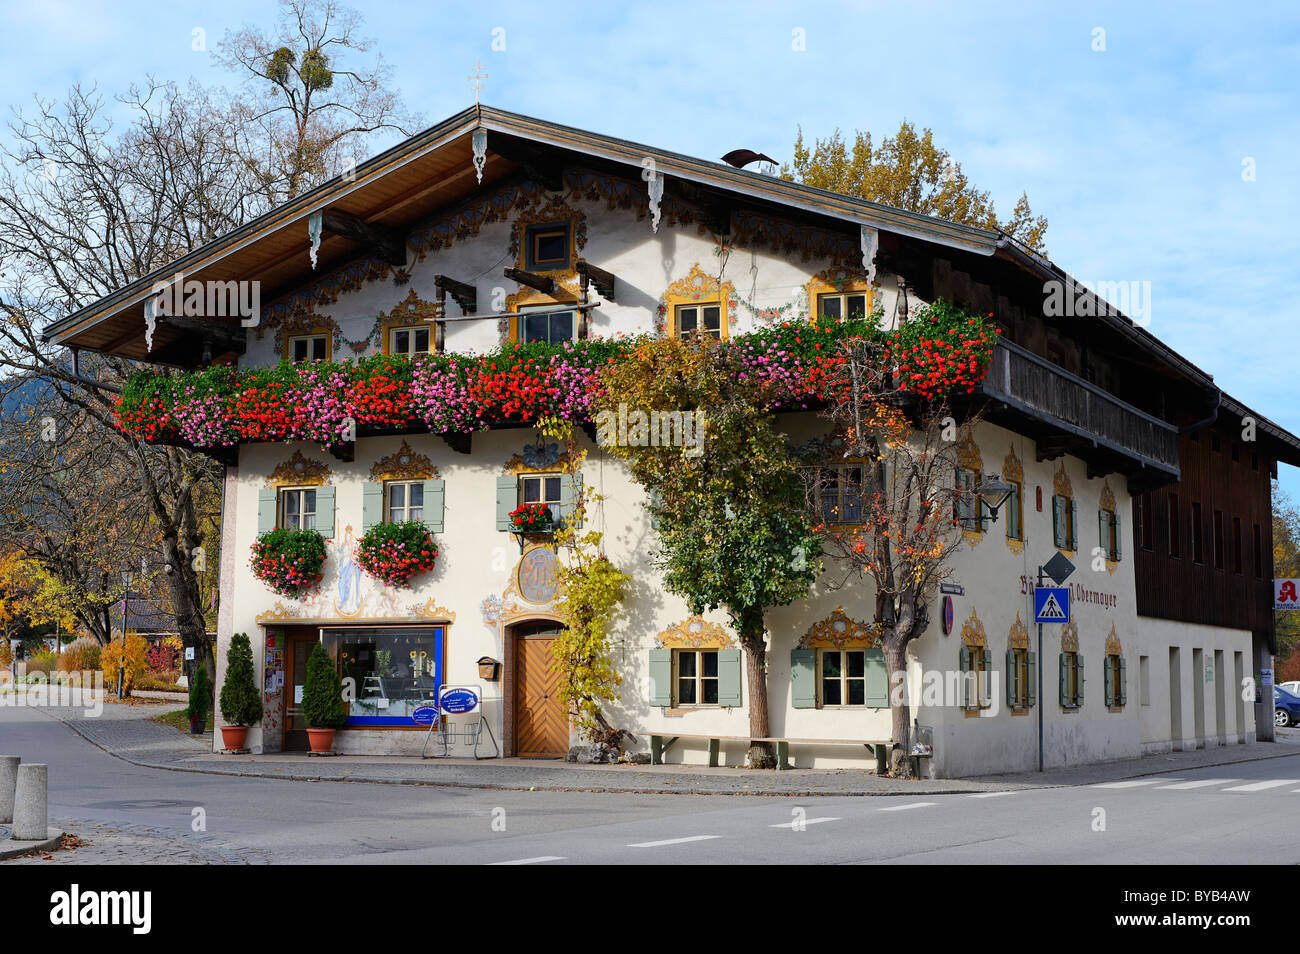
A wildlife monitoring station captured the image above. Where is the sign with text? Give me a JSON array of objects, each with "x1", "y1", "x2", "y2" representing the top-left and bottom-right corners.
[
  {"x1": 438, "y1": 686, "x2": 482, "y2": 715},
  {"x1": 1274, "y1": 579, "x2": 1300, "y2": 610},
  {"x1": 1034, "y1": 586, "x2": 1071, "y2": 624}
]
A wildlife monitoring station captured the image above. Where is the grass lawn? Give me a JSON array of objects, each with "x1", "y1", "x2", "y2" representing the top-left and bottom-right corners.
[{"x1": 154, "y1": 705, "x2": 212, "y2": 735}]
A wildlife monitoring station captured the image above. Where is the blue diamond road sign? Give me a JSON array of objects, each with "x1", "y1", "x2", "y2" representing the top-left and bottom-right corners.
[{"x1": 1034, "y1": 586, "x2": 1070, "y2": 624}]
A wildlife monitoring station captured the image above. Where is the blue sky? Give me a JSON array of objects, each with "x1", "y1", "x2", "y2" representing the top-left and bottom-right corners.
[{"x1": 2, "y1": 0, "x2": 1297, "y2": 495}]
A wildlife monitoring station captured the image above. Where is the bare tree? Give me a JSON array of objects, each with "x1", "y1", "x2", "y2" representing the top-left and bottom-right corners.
[
  {"x1": 219, "y1": 0, "x2": 421, "y2": 201},
  {"x1": 809, "y1": 339, "x2": 976, "y2": 776}
]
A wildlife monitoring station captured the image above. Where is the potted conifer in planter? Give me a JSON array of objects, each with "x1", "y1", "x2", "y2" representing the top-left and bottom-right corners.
[
  {"x1": 219, "y1": 632, "x2": 263, "y2": 752},
  {"x1": 187, "y1": 663, "x2": 210, "y2": 735},
  {"x1": 301, "y1": 642, "x2": 347, "y2": 754}
]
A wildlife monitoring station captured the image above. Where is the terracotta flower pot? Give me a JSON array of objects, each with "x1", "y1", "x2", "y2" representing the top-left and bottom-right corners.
[
  {"x1": 306, "y1": 728, "x2": 336, "y2": 754},
  {"x1": 221, "y1": 725, "x2": 249, "y2": 752}
]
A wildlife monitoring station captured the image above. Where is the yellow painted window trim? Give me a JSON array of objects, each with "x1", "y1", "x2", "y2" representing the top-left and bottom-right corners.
[
  {"x1": 505, "y1": 285, "x2": 581, "y2": 344},
  {"x1": 285, "y1": 330, "x2": 333, "y2": 363},
  {"x1": 815, "y1": 647, "x2": 871, "y2": 709},
  {"x1": 669, "y1": 300, "x2": 729, "y2": 341},
  {"x1": 805, "y1": 269, "x2": 875, "y2": 327},
  {"x1": 382, "y1": 322, "x2": 436, "y2": 357},
  {"x1": 672, "y1": 648, "x2": 721, "y2": 708},
  {"x1": 278, "y1": 484, "x2": 318, "y2": 530}
]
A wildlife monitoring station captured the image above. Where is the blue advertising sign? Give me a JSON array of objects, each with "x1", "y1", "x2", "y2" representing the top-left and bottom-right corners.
[
  {"x1": 439, "y1": 686, "x2": 481, "y2": 715},
  {"x1": 411, "y1": 705, "x2": 439, "y2": 726},
  {"x1": 1033, "y1": 586, "x2": 1070, "y2": 624}
]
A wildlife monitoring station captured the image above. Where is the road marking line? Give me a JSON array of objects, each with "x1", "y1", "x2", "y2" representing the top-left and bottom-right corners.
[
  {"x1": 627, "y1": 835, "x2": 721, "y2": 848},
  {"x1": 490, "y1": 856, "x2": 565, "y2": 865},
  {"x1": 968, "y1": 791, "x2": 1018, "y2": 798},
  {"x1": 771, "y1": 817, "x2": 841, "y2": 828},
  {"x1": 1153, "y1": 779, "x2": 1241, "y2": 790},
  {"x1": 1089, "y1": 779, "x2": 1172, "y2": 788},
  {"x1": 878, "y1": 802, "x2": 936, "y2": 812},
  {"x1": 1221, "y1": 779, "x2": 1300, "y2": 792}
]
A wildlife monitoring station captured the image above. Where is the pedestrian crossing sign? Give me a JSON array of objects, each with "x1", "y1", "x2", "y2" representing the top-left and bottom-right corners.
[{"x1": 1034, "y1": 586, "x2": 1070, "y2": 623}]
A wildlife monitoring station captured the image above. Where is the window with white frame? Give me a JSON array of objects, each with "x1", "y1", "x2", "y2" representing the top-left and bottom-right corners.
[
  {"x1": 289, "y1": 334, "x2": 329, "y2": 364},
  {"x1": 673, "y1": 302, "x2": 723, "y2": 340},
  {"x1": 389, "y1": 325, "x2": 431, "y2": 357},
  {"x1": 819, "y1": 649, "x2": 867, "y2": 706},
  {"x1": 386, "y1": 480, "x2": 425, "y2": 523},
  {"x1": 518, "y1": 305, "x2": 575, "y2": 345},
  {"x1": 519, "y1": 473, "x2": 563, "y2": 523},
  {"x1": 816, "y1": 291, "x2": 870, "y2": 322},
  {"x1": 279, "y1": 487, "x2": 317, "y2": 530}
]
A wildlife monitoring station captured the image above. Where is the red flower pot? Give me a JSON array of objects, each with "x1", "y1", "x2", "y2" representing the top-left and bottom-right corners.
[
  {"x1": 221, "y1": 725, "x2": 249, "y2": 752},
  {"x1": 307, "y1": 728, "x2": 336, "y2": 754}
]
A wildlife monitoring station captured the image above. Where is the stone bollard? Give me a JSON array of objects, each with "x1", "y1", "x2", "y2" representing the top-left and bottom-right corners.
[
  {"x1": 0, "y1": 756, "x2": 17, "y2": 824},
  {"x1": 12, "y1": 763, "x2": 47, "y2": 841}
]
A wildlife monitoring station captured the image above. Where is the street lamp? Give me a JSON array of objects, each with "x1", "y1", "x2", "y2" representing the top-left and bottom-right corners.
[{"x1": 961, "y1": 473, "x2": 1016, "y2": 528}]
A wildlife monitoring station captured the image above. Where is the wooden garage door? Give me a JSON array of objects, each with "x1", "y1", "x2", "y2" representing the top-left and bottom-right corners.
[{"x1": 515, "y1": 634, "x2": 567, "y2": 757}]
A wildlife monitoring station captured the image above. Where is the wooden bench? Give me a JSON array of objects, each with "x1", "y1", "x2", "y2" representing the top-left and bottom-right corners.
[{"x1": 648, "y1": 734, "x2": 892, "y2": 773}]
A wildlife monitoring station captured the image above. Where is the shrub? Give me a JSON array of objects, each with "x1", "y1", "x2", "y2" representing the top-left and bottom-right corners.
[
  {"x1": 25, "y1": 648, "x2": 58, "y2": 676},
  {"x1": 0, "y1": 641, "x2": 11, "y2": 669},
  {"x1": 100, "y1": 633, "x2": 150, "y2": 691},
  {"x1": 146, "y1": 640, "x2": 179, "y2": 672},
  {"x1": 135, "y1": 671, "x2": 183, "y2": 691},
  {"x1": 187, "y1": 664, "x2": 211, "y2": 724},
  {"x1": 355, "y1": 520, "x2": 438, "y2": 587},
  {"x1": 251, "y1": 526, "x2": 328, "y2": 597},
  {"x1": 58, "y1": 635, "x2": 102, "y2": 673},
  {"x1": 301, "y1": 642, "x2": 346, "y2": 729},
  {"x1": 220, "y1": 632, "x2": 264, "y2": 726}
]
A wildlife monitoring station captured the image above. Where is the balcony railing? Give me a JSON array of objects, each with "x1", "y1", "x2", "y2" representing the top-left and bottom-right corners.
[{"x1": 980, "y1": 337, "x2": 1180, "y2": 475}]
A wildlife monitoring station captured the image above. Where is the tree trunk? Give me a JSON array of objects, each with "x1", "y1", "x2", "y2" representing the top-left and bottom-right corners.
[
  {"x1": 883, "y1": 637, "x2": 912, "y2": 778},
  {"x1": 738, "y1": 612, "x2": 774, "y2": 769},
  {"x1": 160, "y1": 533, "x2": 215, "y2": 687}
]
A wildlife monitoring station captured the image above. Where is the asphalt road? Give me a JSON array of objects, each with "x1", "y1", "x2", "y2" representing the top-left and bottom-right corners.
[{"x1": 1, "y1": 705, "x2": 1296, "y2": 864}]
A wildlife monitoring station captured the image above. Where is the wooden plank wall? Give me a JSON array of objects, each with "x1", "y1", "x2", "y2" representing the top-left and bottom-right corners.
[{"x1": 1133, "y1": 420, "x2": 1275, "y2": 635}]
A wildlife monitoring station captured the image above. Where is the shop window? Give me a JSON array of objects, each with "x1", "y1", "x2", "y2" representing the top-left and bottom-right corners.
[
  {"x1": 289, "y1": 334, "x2": 329, "y2": 364},
  {"x1": 279, "y1": 487, "x2": 317, "y2": 531},
  {"x1": 325, "y1": 626, "x2": 444, "y2": 726},
  {"x1": 1059, "y1": 651, "x2": 1084, "y2": 709},
  {"x1": 675, "y1": 649, "x2": 719, "y2": 706},
  {"x1": 386, "y1": 480, "x2": 425, "y2": 523},
  {"x1": 524, "y1": 222, "x2": 572, "y2": 272}
]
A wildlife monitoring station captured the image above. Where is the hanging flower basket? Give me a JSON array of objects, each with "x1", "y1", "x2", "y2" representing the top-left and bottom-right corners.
[
  {"x1": 356, "y1": 520, "x2": 439, "y2": 587},
  {"x1": 510, "y1": 502, "x2": 554, "y2": 533},
  {"x1": 250, "y1": 527, "x2": 327, "y2": 597}
]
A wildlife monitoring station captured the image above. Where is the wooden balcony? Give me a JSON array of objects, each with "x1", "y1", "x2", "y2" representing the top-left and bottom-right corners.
[{"x1": 980, "y1": 338, "x2": 1180, "y2": 487}]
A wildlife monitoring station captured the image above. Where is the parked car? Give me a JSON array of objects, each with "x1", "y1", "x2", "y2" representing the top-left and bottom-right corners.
[
  {"x1": 1278, "y1": 680, "x2": 1300, "y2": 696},
  {"x1": 1274, "y1": 686, "x2": 1300, "y2": 728}
]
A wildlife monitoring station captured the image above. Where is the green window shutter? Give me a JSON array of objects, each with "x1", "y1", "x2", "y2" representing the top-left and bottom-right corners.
[
  {"x1": 1059, "y1": 653, "x2": 1069, "y2": 707},
  {"x1": 1006, "y1": 649, "x2": 1017, "y2": 707},
  {"x1": 362, "y1": 481, "x2": 383, "y2": 531},
  {"x1": 1104, "y1": 656, "x2": 1115, "y2": 707},
  {"x1": 1077, "y1": 654, "x2": 1085, "y2": 706},
  {"x1": 717, "y1": 649, "x2": 742, "y2": 707},
  {"x1": 648, "y1": 650, "x2": 672, "y2": 707},
  {"x1": 1027, "y1": 651, "x2": 1037, "y2": 707},
  {"x1": 959, "y1": 645, "x2": 970, "y2": 707},
  {"x1": 1115, "y1": 513, "x2": 1122, "y2": 561},
  {"x1": 981, "y1": 648, "x2": 993, "y2": 706},
  {"x1": 495, "y1": 475, "x2": 518, "y2": 531},
  {"x1": 1069, "y1": 499, "x2": 1078, "y2": 550},
  {"x1": 423, "y1": 478, "x2": 445, "y2": 533},
  {"x1": 559, "y1": 472, "x2": 583, "y2": 528},
  {"x1": 315, "y1": 485, "x2": 336, "y2": 540},
  {"x1": 257, "y1": 488, "x2": 277, "y2": 535},
  {"x1": 1007, "y1": 486, "x2": 1020, "y2": 540},
  {"x1": 790, "y1": 649, "x2": 817, "y2": 708},
  {"x1": 1099, "y1": 509, "x2": 1108, "y2": 557},
  {"x1": 1052, "y1": 496, "x2": 1065, "y2": 548},
  {"x1": 1118, "y1": 656, "x2": 1127, "y2": 706},
  {"x1": 864, "y1": 648, "x2": 888, "y2": 707}
]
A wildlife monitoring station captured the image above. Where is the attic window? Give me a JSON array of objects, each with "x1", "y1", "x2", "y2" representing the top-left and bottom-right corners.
[{"x1": 525, "y1": 223, "x2": 571, "y2": 271}]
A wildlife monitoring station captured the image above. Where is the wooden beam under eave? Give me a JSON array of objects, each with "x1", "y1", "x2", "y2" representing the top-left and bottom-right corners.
[
  {"x1": 321, "y1": 211, "x2": 407, "y2": 266},
  {"x1": 374, "y1": 154, "x2": 510, "y2": 221},
  {"x1": 503, "y1": 267, "x2": 556, "y2": 295}
]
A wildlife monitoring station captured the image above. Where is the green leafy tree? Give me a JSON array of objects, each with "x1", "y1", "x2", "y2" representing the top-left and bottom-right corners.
[
  {"x1": 783, "y1": 120, "x2": 1048, "y2": 253},
  {"x1": 301, "y1": 641, "x2": 346, "y2": 729},
  {"x1": 599, "y1": 337, "x2": 822, "y2": 768},
  {"x1": 220, "y1": 631, "x2": 264, "y2": 727},
  {"x1": 1273, "y1": 486, "x2": 1300, "y2": 672}
]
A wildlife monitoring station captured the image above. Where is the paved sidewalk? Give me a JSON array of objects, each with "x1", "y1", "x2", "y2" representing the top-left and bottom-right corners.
[
  {"x1": 3, "y1": 820, "x2": 268, "y2": 865},
  {"x1": 29, "y1": 701, "x2": 1300, "y2": 797}
]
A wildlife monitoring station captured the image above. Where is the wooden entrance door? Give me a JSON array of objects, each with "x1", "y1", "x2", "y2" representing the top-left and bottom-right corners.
[
  {"x1": 514, "y1": 625, "x2": 567, "y2": 757},
  {"x1": 283, "y1": 630, "x2": 320, "y2": 751}
]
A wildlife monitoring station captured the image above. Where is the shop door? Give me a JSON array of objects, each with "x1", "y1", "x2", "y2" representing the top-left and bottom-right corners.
[
  {"x1": 284, "y1": 631, "x2": 320, "y2": 751},
  {"x1": 514, "y1": 625, "x2": 567, "y2": 757}
]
